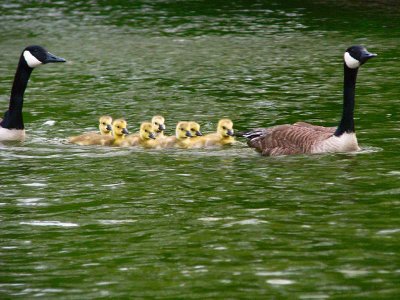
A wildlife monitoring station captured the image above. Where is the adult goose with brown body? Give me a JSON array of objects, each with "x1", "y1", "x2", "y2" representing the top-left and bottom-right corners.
[
  {"x1": 238, "y1": 46, "x2": 376, "y2": 156},
  {"x1": 0, "y1": 45, "x2": 66, "y2": 141}
]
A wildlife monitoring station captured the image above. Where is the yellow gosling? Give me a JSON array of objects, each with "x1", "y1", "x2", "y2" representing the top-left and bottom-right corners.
[
  {"x1": 68, "y1": 115, "x2": 113, "y2": 146},
  {"x1": 202, "y1": 118, "x2": 235, "y2": 147},
  {"x1": 125, "y1": 115, "x2": 165, "y2": 143},
  {"x1": 105, "y1": 119, "x2": 130, "y2": 147},
  {"x1": 187, "y1": 121, "x2": 204, "y2": 148},
  {"x1": 159, "y1": 121, "x2": 192, "y2": 148},
  {"x1": 151, "y1": 115, "x2": 166, "y2": 139},
  {"x1": 129, "y1": 122, "x2": 158, "y2": 148},
  {"x1": 140, "y1": 122, "x2": 158, "y2": 148}
]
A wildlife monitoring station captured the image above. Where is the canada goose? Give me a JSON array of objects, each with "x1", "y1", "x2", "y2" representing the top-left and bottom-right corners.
[
  {"x1": 105, "y1": 119, "x2": 129, "y2": 147},
  {"x1": 68, "y1": 115, "x2": 113, "y2": 145},
  {"x1": 201, "y1": 119, "x2": 235, "y2": 147},
  {"x1": 151, "y1": 115, "x2": 166, "y2": 138},
  {"x1": 0, "y1": 45, "x2": 66, "y2": 141},
  {"x1": 129, "y1": 122, "x2": 158, "y2": 148},
  {"x1": 237, "y1": 45, "x2": 376, "y2": 156},
  {"x1": 158, "y1": 121, "x2": 192, "y2": 148}
]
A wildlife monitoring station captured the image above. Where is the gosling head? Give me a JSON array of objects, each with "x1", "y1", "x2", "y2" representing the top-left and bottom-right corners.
[
  {"x1": 98, "y1": 115, "x2": 113, "y2": 136},
  {"x1": 217, "y1": 119, "x2": 234, "y2": 137},
  {"x1": 189, "y1": 121, "x2": 203, "y2": 137},
  {"x1": 151, "y1": 115, "x2": 166, "y2": 133},
  {"x1": 22, "y1": 45, "x2": 66, "y2": 68},
  {"x1": 140, "y1": 122, "x2": 156, "y2": 140},
  {"x1": 112, "y1": 119, "x2": 129, "y2": 137},
  {"x1": 175, "y1": 122, "x2": 192, "y2": 139},
  {"x1": 344, "y1": 45, "x2": 377, "y2": 69}
]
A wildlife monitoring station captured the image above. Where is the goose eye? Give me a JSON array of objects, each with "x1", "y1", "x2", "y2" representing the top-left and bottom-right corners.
[
  {"x1": 222, "y1": 126, "x2": 227, "y2": 130},
  {"x1": 102, "y1": 122, "x2": 106, "y2": 125},
  {"x1": 155, "y1": 122, "x2": 158, "y2": 125},
  {"x1": 117, "y1": 126, "x2": 120, "y2": 129}
]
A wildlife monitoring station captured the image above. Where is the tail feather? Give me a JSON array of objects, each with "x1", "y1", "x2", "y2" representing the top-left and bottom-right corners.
[
  {"x1": 233, "y1": 130, "x2": 248, "y2": 137},
  {"x1": 235, "y1": 128, "x2": 266, "y2": 140}
]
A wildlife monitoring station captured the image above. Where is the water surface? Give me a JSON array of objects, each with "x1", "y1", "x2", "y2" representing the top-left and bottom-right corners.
[{"x1": 1, "y1": 1, "x2": 399, "y2": 299}]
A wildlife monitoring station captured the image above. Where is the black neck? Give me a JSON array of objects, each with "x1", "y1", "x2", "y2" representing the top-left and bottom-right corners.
[
  {"x1": 0, "y1": 55, "x2": 33, "y2": 129},
  {"x1": 334, "y1": 63, "x2": 358, "y2": 136}
]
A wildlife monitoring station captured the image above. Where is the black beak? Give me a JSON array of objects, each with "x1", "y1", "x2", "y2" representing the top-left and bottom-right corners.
[
  {"x1": 122, "y1": 128, "x2": 129, "y2": 135},
  {"x1": 196, "y1": 131, "x2": 203, "y2": 136},
  {"x1": 185, "y1": 131, "x2": 192, "y2": 137},
  {"x1": 159, "y1": 124, "x2": 166, "y2": 131},
  {"x1": 106, "y1": 125, "x2": 112, "y2": 131},
  {"x1": 360, "y1": 50, "x2": 377, "y2": 64},
  {"x1": 43, "y1": 51, "x2": 66, "y2": 64},
  {"x1": 149, "y1": 132, "x2": 156, "y2": 139},
  {"x1": 227, "y1": 129, "x2": 234, "y2": 136}
]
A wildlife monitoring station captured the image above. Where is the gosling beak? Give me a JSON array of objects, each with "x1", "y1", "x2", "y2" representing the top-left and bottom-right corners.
[
  {"x1": 159, "y1": 124, "x2": 166, "y2": 131},
  {"x1": 106, "y1": 124, "x2": 112, "y2": 131},
  {"x1": 122, "y1": 128, "x2": 129, "y2": 135},
  {"x1": 185, "y1": 131, "x2": 192, "y2": 137},
  {"x1": 196, "y1": 131, "x2": 203, "y2": 136},
  {"x1": 227, "y1": 129, "x2": 234, "y2": 136},
  {"x1": 149, "y1": 132, "x2": 156, "y2": 139},
  {"x1": 43, "y1": 51, "x2": 66, "y2": 64}
]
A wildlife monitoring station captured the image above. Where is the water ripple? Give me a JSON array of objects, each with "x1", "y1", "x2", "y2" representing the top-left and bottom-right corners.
[{"x1": 20, "y1": 221, "x2": 79, "y2": 227}]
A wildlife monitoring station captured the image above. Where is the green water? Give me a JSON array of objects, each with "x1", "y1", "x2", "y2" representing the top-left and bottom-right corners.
[{"x1": 1, "y1": 1, "x2": 399, "y2": 298}]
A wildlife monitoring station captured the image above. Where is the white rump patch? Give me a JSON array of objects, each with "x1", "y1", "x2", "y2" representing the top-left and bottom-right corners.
[
  {"x1": 0, "y1": 128, "x2": 26, "y2": 141},
  {"x1": 313, "y1": 132, "x2": 359, "y2": 153},
  {"x1": 344, "y1": 52, "x2": 360, "y2": 69},
  {"x1": 23, "y1": 50, "x2": 42, "y2": 68}
]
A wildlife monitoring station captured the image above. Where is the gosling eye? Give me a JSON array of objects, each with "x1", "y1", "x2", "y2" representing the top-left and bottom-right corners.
[
  {"x1": 155, "y1": 122, "x2": 158, "y2": 125},
  {"x1": 180, "y1": 128, "x2": 184, "y2": 131},
  {"x1": 222, "y1": 126, "x2": 227, "y2": 130},
  {"x1": 117, "y1": 126, "x2": 120, "y2": 129},
  {"x1": 102, "y1": 122, "x2": 106, "y2": 125}
]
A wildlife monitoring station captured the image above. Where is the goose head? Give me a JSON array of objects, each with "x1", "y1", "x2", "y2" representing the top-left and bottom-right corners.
[
  {"x1": 175, "y1": 121, "x2": 192, "y2": 139},
  {"x1": 112, "y1": 119, "x2": 129, "y2": 138},
  {"x1": 22, "y1": 45, "x2": 66, "y2": 69},
  {"x1": 344, "y1": 45, "x2": 377, "y2": 69},
  {"x1": 98, "y1": 115, "x2": 113, "y2": 136},
  {"x1": 151, "y1": 115, "x2": 166, "y2": 133},
  {"x1": 189, "y1": 121, "x2": 203, "y2": 137},
  {"x1": 140, "y1": 122, "x2": 156, "y2": 140},
  {"x1": 217, "y1": 119, "x2": 234, "y2": 137}
]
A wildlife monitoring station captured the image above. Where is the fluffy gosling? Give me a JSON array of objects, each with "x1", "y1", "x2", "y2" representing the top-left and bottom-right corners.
[
  {"x1": 129, "y1": 122, "x2": 158, "y2": 148},
  {"x1": 201, "y1": 118, "x2": 235, "y2": 147},
  {"x1": 68, "y1": 115, "x2": 113, "y2": 146},
  {"x1": 159, "y1": 121, "x2": 192, "y2": 148}
]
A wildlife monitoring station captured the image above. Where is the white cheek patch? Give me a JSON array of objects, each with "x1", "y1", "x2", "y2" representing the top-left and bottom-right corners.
[
  {"x1": 23, "y1": 50, "x2": 42, "y2": 68},
  {"x1": 344, "y1": 52, "x2": 360, "y2": 69}
]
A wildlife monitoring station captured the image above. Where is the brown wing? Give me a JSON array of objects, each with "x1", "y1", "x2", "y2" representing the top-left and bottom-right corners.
[
  {"x1": 247, "y1": 124, "x2": 333, "y2": 156},
  {"x1": 293, "y1": 122, "x2": 336, "y2": 134}
]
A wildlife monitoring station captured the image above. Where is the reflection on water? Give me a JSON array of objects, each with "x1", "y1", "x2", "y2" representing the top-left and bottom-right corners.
[{"x1": 1, "y1": 0, "x2": 400, "y2": 299}]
